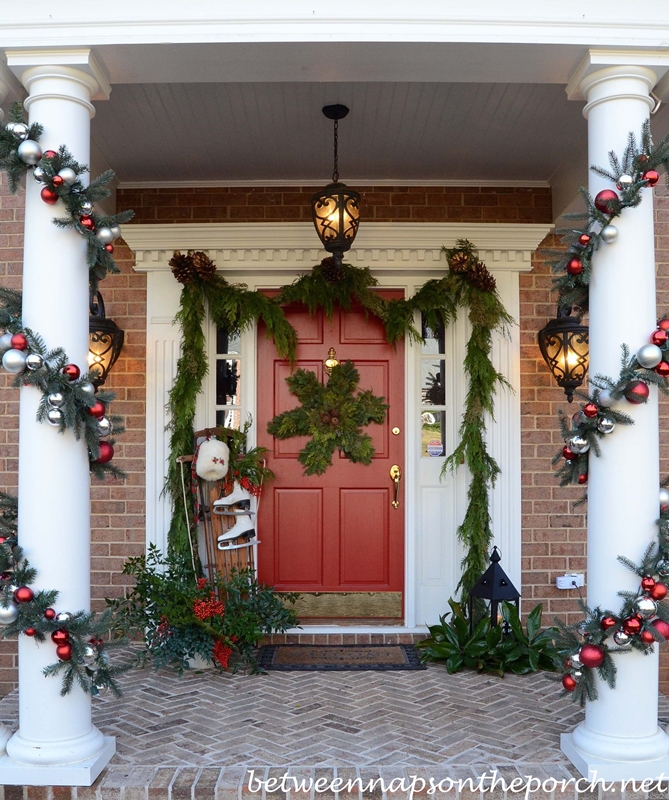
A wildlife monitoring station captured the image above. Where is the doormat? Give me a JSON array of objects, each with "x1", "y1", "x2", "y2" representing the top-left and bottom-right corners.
[{"x1": 256, "y1": 644, "x2": 426, "y2": 671}]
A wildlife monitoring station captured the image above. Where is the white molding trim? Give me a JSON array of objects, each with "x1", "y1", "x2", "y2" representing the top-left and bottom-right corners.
[
  {"x1": 118, "y1": 179, "x2": 551, "y2": 190},
  {"x1": 566, "y1": 49, "x2": 669, "y2": 102},
  {"x1": 125, "y1": 222, "x2": 552, "y2": 274}
]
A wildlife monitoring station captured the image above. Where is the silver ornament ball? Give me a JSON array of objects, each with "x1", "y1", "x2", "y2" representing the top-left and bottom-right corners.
[
  {"x1": 2, "y1": 349, "x2": 26, "y2": 374},
  {"x1": 658, "y1": 559, "x2": 669, "y2": 579},
  {"x1": 660, "y1": 488, "x2": 669, "y2": 512},
  {"x1": 637, "y1": 343, "x2": 663, "y2": 369},
  {"x1": 95, "y1": 227, "x2": 114, "y2": 245},
  {"x1": 12, "y1": 123, "x2": 29, "y2": 141},
  {"x1": 597, "y1": 389, "x2": 615, "y2": 408},
  {"x1": 568, "y1": 435, "x2": 590, "y2": 455},
  {"x1": 46, "y1": 408, "x2": 63, "y2": 426},
  {"x1": 55, "y1": 612, "x2": 72, "y2": 624},
  {"x1": 47, "y1": 392, "x2": 64, "y2": 407},
  {"x1": 0, "y1": 332, "x2": 13, "y2": 353},
  {"x1": 17, "y1": 140, "x2": 42, "y2": 166},
  {"x1": 0, "y1": 603, "x2": 18, "y2": 626},
  {"x1": 83, "y1": 644, "x2": 97, "y2": 666},
  {"x1": 636, "y1": 596, "x2": 658, "y2": 619},
  {"x1": 80, "y1": 200, "x2": 94, "y2": 215},
  {"x1": 93, "y1": 682, "x2": 110, "y2": 697},
  {"x1": 597, "y1": 416, "x2": 616, "y2": 435},
  {"x1": 32, "y1": 167, "x2": 47, "y2": 184},
  {"x1": 569, "y1": 653, "x2": 583, "y2": 669},
  {"x1": 78, "y1": 381, "x2": 96, "y2": 396},
  {"x1": 617, "y1": 174, "x2": 634, "y2": 188},
  {"x1": 572, "y1": 670, "x2": 583, "y2": 679},
  {"x1": 110, "y1": 225, "x2": 121, "y2": 240},
  {"x1": 600, "y1": 225, "x2": 619, "y2": 244},
  {"x1": 613, "y1": 629, "x2": 632, "y2": 647},
  {"x1": 57, "y1": 167, "x2": 77, "y2": 186},
  {"x1": 97, "y1": 417, "x2": 112, "y2": 437},
  {"x1": 25, "y1": 353, "x2": 44, "y2": 371}
]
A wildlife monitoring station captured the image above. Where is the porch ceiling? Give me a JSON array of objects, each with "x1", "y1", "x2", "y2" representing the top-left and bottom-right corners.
[{"x1": 95, "y1": 80, "x2": 588, "y2": 187}]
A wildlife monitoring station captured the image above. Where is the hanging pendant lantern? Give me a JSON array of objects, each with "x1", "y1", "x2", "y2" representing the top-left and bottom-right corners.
[
  {"x1": 88, "y1": 290, "x2": 125, "y2": 387},
  {"x1": 537, "y1": 306, "x2": 589, "y2": 402},
  {"x1": 311, "y1": 104, "x2": 361, "y2": 266}
]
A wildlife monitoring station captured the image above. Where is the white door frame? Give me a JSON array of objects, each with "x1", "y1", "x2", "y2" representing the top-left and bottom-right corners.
[{"x1": 127, "y1": 221, "x2": 551, "y2": 631}]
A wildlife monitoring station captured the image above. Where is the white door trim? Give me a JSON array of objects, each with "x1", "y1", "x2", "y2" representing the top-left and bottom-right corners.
[{"x1": 127, "y1": 221, "x2": 551, "y2": 629}]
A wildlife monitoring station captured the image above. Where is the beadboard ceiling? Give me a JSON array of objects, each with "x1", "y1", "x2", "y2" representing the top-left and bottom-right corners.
[{"x1": 93, "y1": 81, "x2": 588, "y2": 187}]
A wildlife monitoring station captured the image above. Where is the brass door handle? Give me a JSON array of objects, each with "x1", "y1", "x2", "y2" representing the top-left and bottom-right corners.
[{"x1": 390, "y1": 464, "x2": 402, "y2": 509}]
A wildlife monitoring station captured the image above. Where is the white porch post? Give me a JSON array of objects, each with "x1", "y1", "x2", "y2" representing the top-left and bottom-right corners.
[
  {"x1": 562, "y1": 54, "x2": 669, "y2": 780},
  {"x1": 0, "y1": 50, "x2": 115, "y2": 785}
]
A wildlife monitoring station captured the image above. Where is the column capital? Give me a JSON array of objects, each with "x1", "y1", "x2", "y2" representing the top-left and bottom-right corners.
[
  {"x1": 566, "y1": 49, "x2": 669, "y2": 104},
  {"x1": 4, "y1": 49, "x2": 110, "y2": 115}
]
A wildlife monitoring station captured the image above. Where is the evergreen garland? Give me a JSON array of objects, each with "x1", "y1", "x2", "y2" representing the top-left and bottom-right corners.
[{"x1": 267, "y1": 360, "x2": 388, "y2": 476}]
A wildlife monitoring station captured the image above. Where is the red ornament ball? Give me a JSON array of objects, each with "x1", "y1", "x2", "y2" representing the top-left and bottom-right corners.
[
  {"x1": 651, "y1": 329, "x2": 668, "y2": 347},
  {"x1": 650, "y1": 582, "x2": 668, "y2": 601},
  {"x1": 42, "y1": 150, "x2": 57, "y2": 159},
  {"x1": 52, "y1": 175, "x2": 64, "y2": 187},
  {"x1": 641, "y1": 576, "x2": 656, "y2": 592},
  {"x1": 578, "y1": 233, "x2": 592, "y2": 246},
  {"x1": 562, "y1": 446, "x2": 576, "y2": 461},
  {"x1": 583, "y1": 403, "x2": 598, "y2": 418},
  {"x1": 62, "y1": 363, "x2": 80, "y2": 381},
  {"x1": 601, "y1": 616, "x2": 617, "y2": 631},
  {"x1": 50, "y1": 629, "x2": 69, "y2": 645},
  {"x1": 644, "y1": 170, "x2": 660, "y2": 187},
  {"x1": 56, "y1": 643, "x2": 73, "y2": 661},
  {"x1": 638, "y1": 154, "x2": 649, "y2": 165},
  {"x1": 10, "y1": 333, "x2": 28, "y2": 351},
  {"x1": 656, "y1": 362, "x2": 669, "y2": 378},
  {"x1": 659, "y1": 319, "x2": 669, "y2": 331},
  {"x1": 579, "y1": 643, "x2": 605, "y2": 668},
  {"x1": 13, "y1": 586, "x2": 34, "y2": 604},
  {"x1": 95, "y1": 441, "x2": 114, "y2": 465},
  {"x1": 79, "y1": 215, "x2": 95, "y2": 230},
  {"x1": 594, "y1": 189, "x2": 619, "y2": 213},
  {"x1": 652, "y1": 618, "x2": 669, "y2": 640},
  {"x1": 44, "y1": 608, "x2": 56, "y2": 620},
  {"x1": 562, "y1": 674, "x2": 578, "y2": 692},
  {"x1": 104, "y1": 243, "x2": 114, "y2": 253},
  {"x1": 641, "y1": 630, "x2": 656, "y2": 644},
  {"x1": 40, "y1": 187, "x2": 58, "y2": 205},
  {"x1": 578, "y1": 473, "x2": 588, "y2": 485},
  {"x1": 623, "y1": 616, "x2": 643, "y2": 635},
  {"x1": 24, "y1": 628, "x2": 36, "y2": 637},
  {"x1": 567, "y1": 258, "x2": 583, "y2": 276},
  {"x1": 88, "y1": 401, "x2": 106, "y2": 419},
  {"x1": 624, "y1": 380, "x2": 650, "y2": 404}
]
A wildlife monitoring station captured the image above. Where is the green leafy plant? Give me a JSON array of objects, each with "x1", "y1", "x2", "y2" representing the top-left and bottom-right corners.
[
  {"x1": 416, "y1": 599, "x2": 559, "y2": 677},
  {"x1": 107, "y1": 545, "x2": 298, "y2": 674},
  {"x1": 222, "y1": 417, "x2": 273, "y2": 496}
]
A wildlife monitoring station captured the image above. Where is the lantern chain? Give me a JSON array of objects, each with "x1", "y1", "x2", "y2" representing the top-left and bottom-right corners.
[{"x1": 332, "y1": 118, "x2": 339, "y2": 183}]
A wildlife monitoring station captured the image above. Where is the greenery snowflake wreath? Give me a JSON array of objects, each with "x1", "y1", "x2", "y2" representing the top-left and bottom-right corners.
[{"x1": 267, "y1": 360, "x2": 388, "y2": 476}]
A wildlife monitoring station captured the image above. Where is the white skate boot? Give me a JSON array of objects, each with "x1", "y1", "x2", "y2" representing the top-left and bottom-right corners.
[
  {"x1": 217, "y1": 514, "x2": 255, "y2": 546},
  {"x1": 213, "y1": 481, "x2": 252, "y2": 511}
]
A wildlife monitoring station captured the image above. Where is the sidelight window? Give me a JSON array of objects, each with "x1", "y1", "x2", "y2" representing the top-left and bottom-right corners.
[
  {"x1": 420, "y1": 315, "x2": 446, "y2": 458},
  {"x1": 215, "y1": 328, "x2": 242, "y2": 430}
]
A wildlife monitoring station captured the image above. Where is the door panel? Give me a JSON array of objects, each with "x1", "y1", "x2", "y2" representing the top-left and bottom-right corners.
[{"x1": 257, "y1": 291, "x2": 405, "y2": 611}]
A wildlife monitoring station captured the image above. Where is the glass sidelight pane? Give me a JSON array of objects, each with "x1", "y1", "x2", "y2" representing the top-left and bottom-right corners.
[
  {"x1": 217, "y1": 328, "x2": 241, "y2": 355},
  {"x1": 216, "y1": 359, "x2": 241, "y2": 405},
  {"x1": 421, "y1": 411, "x2": 446, "y2": 458},
  {"x1": 421, "y1": 360, "x2": 446, "y2": 406},
  {"x1": 421, "y1": 315, "x2": 445, "y2": 355},
  {"x1": 216, "y1": 409, "x2": 242, "y2": 429}
]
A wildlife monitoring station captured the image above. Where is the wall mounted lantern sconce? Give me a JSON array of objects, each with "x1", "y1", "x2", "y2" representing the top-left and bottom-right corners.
[
  {"x1": 538, "y1": 307, "x2": 589, "y2": 402},
  {"x1": 88, "y1": 290, "x2": 124, "y2": 388}
]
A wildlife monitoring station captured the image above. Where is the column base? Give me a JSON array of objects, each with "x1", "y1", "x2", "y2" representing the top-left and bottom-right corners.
[
  {"x1": 0, "y1": 736, "x2": 115, "y2": 786},
  {"x1": 562, "y1": 732, "x2": 669, "y2": 781}
]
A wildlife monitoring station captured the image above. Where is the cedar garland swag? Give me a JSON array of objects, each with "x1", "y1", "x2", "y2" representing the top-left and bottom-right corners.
[{"x1": 166, "y1": 243, "x2": 512, "y2": 600}]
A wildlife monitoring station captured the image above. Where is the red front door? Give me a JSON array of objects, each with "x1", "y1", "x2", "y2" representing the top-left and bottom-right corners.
[{"x1": 257, "y1": 292, "x2": 405, "y2": 605}]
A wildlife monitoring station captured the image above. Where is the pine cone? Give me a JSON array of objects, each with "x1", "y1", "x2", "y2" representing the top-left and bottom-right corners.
[
  {"x1": 169, "y1": 251, "x2": 195, "y2": 284},
  {"x1": 191, "y1": 251, "x2": 217, "y2": 282},
  {"x1": 468, "y1": 262, "x2": 496, "y2": 292},
  {"x1": 319, "y1": 256, "x2": 344, "y2": 284},
  {"x1": 321, "y1": 412, "x2": 332, "y2": 425},
  {"x1": 449, "y1": 251, "x2": 471, "y2": 274}
]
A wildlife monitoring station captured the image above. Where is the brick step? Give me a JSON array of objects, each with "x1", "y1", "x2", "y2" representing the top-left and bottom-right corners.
[{"x1": 260, "y1": 633, "x2": 425, "y2": 645}]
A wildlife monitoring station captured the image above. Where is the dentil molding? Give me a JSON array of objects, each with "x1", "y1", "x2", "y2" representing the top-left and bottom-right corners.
[{"x1": 124, "y1": 222, "x2": 553, "y2": 274}]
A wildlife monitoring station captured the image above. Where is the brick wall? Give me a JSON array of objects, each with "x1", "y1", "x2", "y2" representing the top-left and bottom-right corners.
[{"x1": 1, "y1": 179, "x2": 668, "y2": 693}]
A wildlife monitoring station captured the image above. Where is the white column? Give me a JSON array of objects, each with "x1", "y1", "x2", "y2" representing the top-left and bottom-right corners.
[
  {"x1": 562, "y1": 56, "x2": 669, "y2": 781},
  {"x1": 0, "y1": 50, "x2": 115, "y2": 786}
]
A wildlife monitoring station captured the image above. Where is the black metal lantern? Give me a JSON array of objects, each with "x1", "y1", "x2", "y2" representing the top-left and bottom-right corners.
[
  {"x1": 468, "y1": 547, "x2": 521, "y2": 633},
  {"x1": 311, "y1": 104, "x2": 361, "y2": 266},
  {"x1": 537, "y1": 306, "x2": 589, "y2": 402},
  {"x1": 88, "y1": 290, "x2": 124, "y2": 387}
]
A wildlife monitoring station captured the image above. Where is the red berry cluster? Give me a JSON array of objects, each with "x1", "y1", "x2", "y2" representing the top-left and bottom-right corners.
[
  {"x1": 212, "y1": 639, "x2": 232, "y2": 669},
  {"x1": 193, "y1": 591, "x2": 225, "y2": 621}
]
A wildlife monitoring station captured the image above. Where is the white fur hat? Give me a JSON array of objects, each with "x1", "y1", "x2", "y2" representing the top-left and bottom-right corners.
[{"x1": 196, "y1": 438, "x2": 230, "y2": 481}]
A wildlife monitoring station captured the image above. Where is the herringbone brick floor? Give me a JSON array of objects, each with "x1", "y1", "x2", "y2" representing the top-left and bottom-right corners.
[{"x1": 4, "y1": 662, "x2": 665, "y2": 769}]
